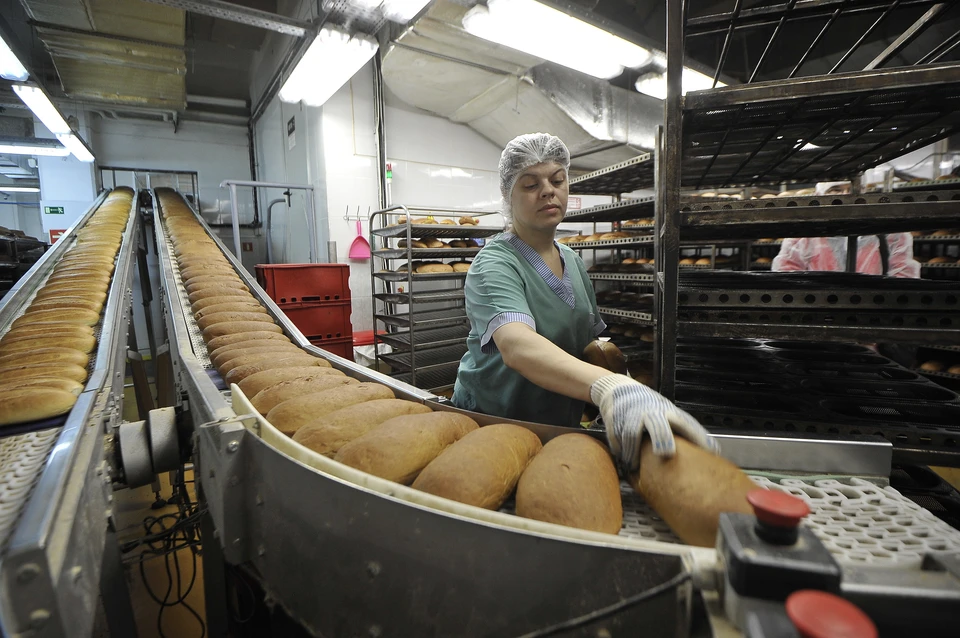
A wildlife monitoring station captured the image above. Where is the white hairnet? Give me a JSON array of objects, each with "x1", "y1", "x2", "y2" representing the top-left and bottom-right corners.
[{"x1": 498, "y1": 133, "x2": 570, "y2": 220}]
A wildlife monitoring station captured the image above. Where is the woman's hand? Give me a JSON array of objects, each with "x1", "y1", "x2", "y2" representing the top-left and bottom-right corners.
[{"x1": 590, "y1": 374, "x2": 719, "y2": 472}]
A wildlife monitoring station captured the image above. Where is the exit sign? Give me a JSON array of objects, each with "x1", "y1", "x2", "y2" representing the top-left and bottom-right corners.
[{"x1": 44, "y1": 206, "x2": 65, "y2": 215}]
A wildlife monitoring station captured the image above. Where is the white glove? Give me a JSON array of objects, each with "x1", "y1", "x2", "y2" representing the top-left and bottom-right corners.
[{"x1": 590, "y1": 374, "x2": 719, "y2": 472}]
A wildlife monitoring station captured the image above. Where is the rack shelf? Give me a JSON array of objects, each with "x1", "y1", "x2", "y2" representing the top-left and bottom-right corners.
[
  {"x1": 562, "y1": 198, "x2": 655, "y2": 223},
  {"x1": 566, "y1": 235, "x2": 655, "y2": 250},
  {"x1": 371, "y1": 224, "x2": 501, "y2": 239},
  {"x1": 380, "y1": 343, "x2": 468, "y2": 373},
  {"x1": 895, "y1": 177, "x2": 960, "y2": 192},
  {"x1": 390, "y1": 364, "x2": 459, "y2": 394},
  {"x1": 588, "y1": 273, "x2": 655, "y2": 283},
  {"x1": 597, "y1": 306, "x2": 655, "y2": 325},
  {"x1": 679, "y1": 200, "x2": 960, "y2": 240},
  {"x1": 375, "y1": 290, "x2": 465, "y2": 305},
  {"x1": 375, "y1": 307, "x2": 467, "y2": 330},
  {"x1": 681, "y1": 65, "x2": 960, "y2": 189},
  {"x1": 569, "y1": 153, "x2": 654, "y2": 195},
  {"x1": 914, "y1": 235, "x2": 960, "y2": 243},
  {"x1": 376, "y1": 325, "x2": 470, "y2": 352},
  {"x1": 374, "y1": 271, "x2": 468, "y2": 282},
  {"x1": 373, "y1": 248, "x2": 481, "y2": 260},
  {"x1": 680, "y1": 321, "x2": 960, "y2": 345}
]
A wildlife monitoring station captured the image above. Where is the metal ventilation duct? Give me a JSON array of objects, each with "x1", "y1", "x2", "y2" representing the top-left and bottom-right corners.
[
  {"x1": 381, "y1": 1, "x2": 662, "y2": 171},
  {"x1": 19, "y1": 0, "x2": 187, "y2": 110}
]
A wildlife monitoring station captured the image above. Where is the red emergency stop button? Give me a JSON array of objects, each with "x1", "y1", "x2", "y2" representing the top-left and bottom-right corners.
[
  {"x1": 786, "y1": 590, "x2": 878, "y2": 638},
  {"x1": 747, "y1": 489, "x2": 810, "y2": 528}
]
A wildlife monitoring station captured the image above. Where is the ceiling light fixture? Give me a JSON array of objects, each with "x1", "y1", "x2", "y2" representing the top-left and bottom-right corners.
[
  {"x1": 279, "y1": 25, "x2": 379, "y2": 107},
  {"x1": 634, "y1": 66, "x2": 726, "y2": 100},
  {"x1": 462, "y1": 0, "x2": 651, "y2": 80},
  {"x1": 56, "y1": 133, "x2": 95, "y2": 163},
  {"x1": 0, "y1": 186, "x2": 40, "y2": 193},
  {"x1": 12, "y1": 85, "x2": 72, "y2": 135},
  {"x1": 0, "y1": 143, "x2": 70, "y2": 157},
  {"x1": 0, "y1": 34, "x2": 29, "y2": 81},
  {"x1": 350, "y1": 0, "x2": 432, "y2": 23}
]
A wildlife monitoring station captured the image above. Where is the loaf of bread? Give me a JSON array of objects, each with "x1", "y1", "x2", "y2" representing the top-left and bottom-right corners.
[
  {"x1": 180, "y1": 264, "x2": 237, "y2": 279},
  {"x1": 334, "y1": 412, "x2": 479, "y2": 484},
  {"x1": 948, "y1": 365, "x2": 960, "y2": 375},
  {"x1": 0, "y1": 334, "x2": 97, "y2": 355},
  {"x1": 27, "y1": 297, "x2": 104, "y2": 314},
  {"x1": 0, "y1": 362, "x2": 88, "y2": 383},
  {"x1": 631, "y1": 437, "x2": 755, "y2": 547},
  {"x1": 188, "y1": 287, "x2": 255, "y2": 305},
  {"x1": 451, "y1": 262, "x2": 470, "y2": 272},
  {"x1": 412, "y1": 424, "x2": 542, "y2": 509},
  {"x1": 251, "y1": 374, "x2": 360, "y2": 413},
  {"x1": 398, "y1": 239, "x2": 427, "y2": 248},
  {"x1": 0, "y1": 376, "x2": 84, "y2": 395},
  {"x1": 33, "y1": 287, "x2": 107, "y2": 304},
  {"x1": 224, "y1": 355, "x2": 328, "y2": 385},
  {"x1": 11, "y1": 308, "x2": 101, "y2": 328},
  {"x1": 205, "y1": 331, "x2": 290, "y2": 351},
  {"x1": 920, "y1": 360, "x2": 945, "y2": 372},
  {"x1": 201, "y1": 320, "x2": 283, "y2": 342},
  {"x1": 0, "y1": 347, "x2": 88, "y2": 369},
  {"x1": 292, "y1": 399, "x2": 434, "y2": 456},
  {"x1": 185, "y1": 279, "x2": 247, "y2": 295},
  {"x1": 217, "y1": 348, "x2": 317, "y2": 375},
  {"x1": 459, "y1": 216, "x2": 478, "y2": 226},
  {"x1": 237, "y1": 366, "x2": 345, "y2": 398},
  {"x1": 210, "y1": 342, "x2": 303, "y2": 368},
  {"x1": 416, "y1": 263, "x2": 454, "y2": 274},
  {"x1": 195, "y1": 302, "x2": 268, "y2": 321},
  {"x1": 0, "y1": 388, "x2": 79, "y2": 425},
  {"x1": 516, "y1": 434, "x2": 622, "y2": 534},
  {"x1": 582, "y1": 340, "x2": 628, "y2": 375},
  {"x1": 266, "y1": 383, "x2": 396, "y2": 436},
  {"x1": 196, "y1": 311, "x2": 274, "y2": 332},
  {"x1": 5, "y1": 323, "x2": 95, "y2": 341},
  {"x1": 211, "y1": 343, "x2": 304, "y2": 370}
]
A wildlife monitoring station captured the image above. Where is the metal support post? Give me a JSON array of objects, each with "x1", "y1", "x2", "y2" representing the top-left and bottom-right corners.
[
  {"x1": 99, "y1": 528, "x2": 139, "y2": 638},
  {"x1": 846, "y1": 236, "x2": 858, "y2": 273}
]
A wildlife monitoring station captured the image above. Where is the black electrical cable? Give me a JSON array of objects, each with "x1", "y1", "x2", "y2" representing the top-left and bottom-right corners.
[{"x1": 514, "y1": 571, "x2": 692, "y2": 638}]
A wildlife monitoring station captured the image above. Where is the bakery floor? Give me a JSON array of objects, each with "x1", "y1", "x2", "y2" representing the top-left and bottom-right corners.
[{"x1": 112, "y1": 382, "x2": 207, "y2": 638}]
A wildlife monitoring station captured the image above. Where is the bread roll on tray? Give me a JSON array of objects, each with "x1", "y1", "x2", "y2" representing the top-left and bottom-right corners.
[
  {"x1": 218, "y1": 350, "x2": 320, "y2": 377},
  {"x1": 516, "y1": 434, "x2": 622, "y2": 534},
  {"x1": 194, "y1": 302, "x2": 267, "y2": 321},
  {"x1": 224, "y1": 355, "x2": 327, "y2": 385},
  {"x1": 27, "y1": 297, "x2": 104, "y2": 314},
  {"x1": 0, "y1": 347, "x2": 88, "y2": 369},
  {"x1": 189, "y1": 287, "x2": 256, "y2": 305},
  {"x1": 412, "y1": 424, "x2": 542, "y2": 509},
  {"x1": 334, "y1": 412, "x2": 479, "y2": 484},
  {"x1": 0, "y1": 377, "x2": 84, "y2": 395},
  {"x1": 196, "y1": 311, "x2": 274, "y2": 332},
  {"x1": 237, "y1": 366, "x2": 346, "y2": 398},
  {"x1": 205, "y1": 331, "x2": 290, "y2": 351},
  {"x1": 266, "y1": 383, "x2": 396, "y2": 436},
  {"x1": 0, "y1": 388, "x2": 79, "y2": 425},
  {"x1": 251, "y1": 374, "x2": 360, "y2": 413},
  {"x1": 11, "y1": 308, "x2": 101, "y2": 328},
  {"x1": 0, "y1": 334, "x2": 96, "y2": 355},
  {"x1": 630, "y1": 437, "x2": 755, "y2": 547},
  {"x1": 4, "y1": 323, "x2": 95, "y2": 341},
  {"x1": 210, "y1": 342, "x2": 303, "y2": 368},
  {"x1": 201, "y1": 320, "x2": 283, "y2": 342},
  {"x1": 292, "y1": 399, "x2": 434, "y2": 457},
  {"x1": 0, "y1": 362, "x2": 87, "y2": 383}
]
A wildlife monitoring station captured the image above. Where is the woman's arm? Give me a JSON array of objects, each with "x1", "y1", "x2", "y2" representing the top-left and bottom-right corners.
[{"x1": 492, "y1": 322, "x2": 609, "y2": 402}]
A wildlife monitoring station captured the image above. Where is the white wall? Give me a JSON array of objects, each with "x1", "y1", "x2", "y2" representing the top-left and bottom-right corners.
[
  {"x1": 89, "y1": 114, "x2": 254, "y2": 356},
  {"x1": 35, "y1": 116, "x2": 97, "y2": 241}
]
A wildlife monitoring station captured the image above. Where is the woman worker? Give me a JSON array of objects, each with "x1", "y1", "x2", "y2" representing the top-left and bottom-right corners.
[{"x1": 451, "y1": 133, "x2": 717, "y2": 472}]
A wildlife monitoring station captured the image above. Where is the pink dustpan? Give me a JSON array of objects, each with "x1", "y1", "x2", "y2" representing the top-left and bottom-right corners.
[{"x1": 348, "y1": 220, "x2": 371, "y2": 259}]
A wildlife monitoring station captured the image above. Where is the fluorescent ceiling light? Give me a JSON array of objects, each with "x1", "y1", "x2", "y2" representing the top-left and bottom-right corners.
[
  {"x1": 56, "y1": 133, "x2": 95, "y2": 163},
  {"x1": 12, "y1": 85, "x2": 72, "y2": 135},
  {"x1": 462, "y1": 0, "x2": 651, "y2": 80},
  {"x1": 634, "y1": 67, "x2": 726, "y2": 100},
  {"x1": 0, "y1": 186, "x2": 40, "y2": 193},
  {"x1": 0, "y1": 143, "x2": 70, "y2": 157},
  {"x1": 347, "y1": 0, "x2": 431, "y2": 23},
  {"x1": 279, "y1": 26, "x2": 379, "y2": 107},
  {"x1": 0, "y1": 34, "x2": 29, "y2": 81}
]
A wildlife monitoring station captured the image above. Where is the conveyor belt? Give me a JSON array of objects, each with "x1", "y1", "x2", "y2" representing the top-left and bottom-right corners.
[{"x1": 0, "y1": 188, "x2": 139, "y2": 638}]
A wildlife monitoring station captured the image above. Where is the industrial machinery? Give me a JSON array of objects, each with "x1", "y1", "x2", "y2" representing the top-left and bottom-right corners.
[{"x1": 1, "y1": 188, "x2": 959, "y2": 637}]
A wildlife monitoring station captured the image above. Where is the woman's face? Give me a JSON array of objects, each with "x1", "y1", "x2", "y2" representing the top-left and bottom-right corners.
[{"x1": 509, "y1": 161, "x2": 568, "y2": 233}]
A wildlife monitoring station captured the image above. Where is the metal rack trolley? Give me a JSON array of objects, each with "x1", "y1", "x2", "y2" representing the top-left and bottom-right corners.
[
  {"x1": 369, "y1": 205, "x2": 501, "y2": 393},
  {"x1": 656, "y1": 0, "x2": 960, "y2": 400},
  {"x1": 0, "y1": 189, "x2": 140, "y2": 638}
]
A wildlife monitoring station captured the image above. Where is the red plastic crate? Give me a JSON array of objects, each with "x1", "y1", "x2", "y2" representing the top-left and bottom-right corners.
[
  {"x1": 255, "y1": 263, "x2": 350, "y2": 306},
  {"x1": 282, "y1": 302, "x2": 352, "y2": 340},
  {"x1": 309, "y1": 336, "x2": 354, "y2": 361}
]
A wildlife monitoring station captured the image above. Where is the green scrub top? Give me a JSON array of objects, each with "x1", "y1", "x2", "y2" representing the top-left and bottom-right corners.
[{"x1": 451, "y1": 233, "x2": 605, "y2": 427}]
